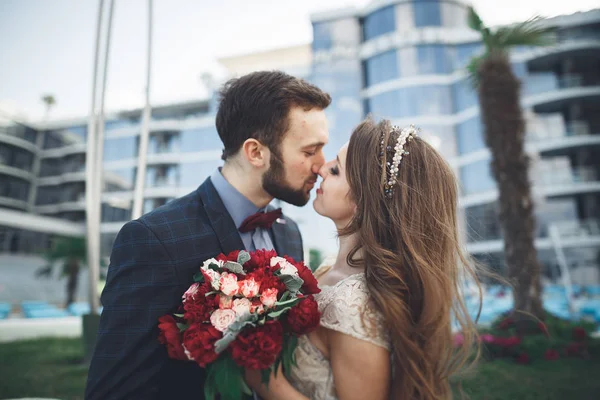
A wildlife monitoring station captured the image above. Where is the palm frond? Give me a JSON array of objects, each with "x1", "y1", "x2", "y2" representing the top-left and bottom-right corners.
[
  {"x1": 495, "y1": 17, "x2": 554, "y2": 48},
  {"x1": 466, "y1": 55, "x2": 485, "y2": 89},
  {"x1": 467, "y1": 6, "x2": 485, "y2": 33}
]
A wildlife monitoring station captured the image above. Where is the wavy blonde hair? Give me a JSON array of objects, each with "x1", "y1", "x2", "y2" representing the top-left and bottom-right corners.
[{"x1": 340, "y1": 118, "x2": 481, "y2": 399}]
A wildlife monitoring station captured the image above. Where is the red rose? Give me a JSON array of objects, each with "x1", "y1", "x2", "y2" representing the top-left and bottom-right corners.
[
  {"x1": 231, "y1": 321, "x2": 283, "y2": 370},
  {"x1": 183, "y1": 283, "x2": 215, "y2": 323},
  {"x1": 572, "y1": 327, "x2": 587, "y2": 342},
  {"x1": 182, "y1": 323, "x2": 222, "y2": 367},
  {"x1": 544, "y1": 349, "x2": 560, "y2": 361},
  {"x1": 245, "y1": 249, "x2": 279, "y2": 272},
  {"x1": 248, "y1": 268, "x2": 287, "y2": 295},
  {"x1": 284, "y1": 257, "x2": 320, "y2": 295},
  {"x1": 287, "y1": 296, "x2": 320, "y2": 335},
  {"x1": 216, "y1": 250, "x2": 241, "y2": 264},
  {"x1": 515, "y1": 352, "x2": 530, "y2": 365},
  {"x1": 158, "y1": 315, "x2": 187, "y2": 360}
]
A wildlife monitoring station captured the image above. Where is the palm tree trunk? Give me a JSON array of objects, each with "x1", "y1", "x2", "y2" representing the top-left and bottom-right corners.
[
  {"x1": 477, "y1": 52, "x2": 544, "y2": 324},
  {"x1": 66, "y1": 259, "x2": 81, "y2": 307}
]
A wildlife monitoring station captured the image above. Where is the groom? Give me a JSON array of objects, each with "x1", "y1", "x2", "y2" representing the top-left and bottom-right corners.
[{"x1": 85, "y1": 71, "x2": 331, "y2": 400}]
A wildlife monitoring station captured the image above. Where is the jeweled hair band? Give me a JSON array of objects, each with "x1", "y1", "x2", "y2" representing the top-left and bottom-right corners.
[{"x1": 380, "y1": 124, "x2": 420, "y2": 198}]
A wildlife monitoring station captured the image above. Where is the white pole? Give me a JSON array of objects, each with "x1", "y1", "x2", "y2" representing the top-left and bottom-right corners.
[
  {"x1": 85, "y1": 0, "x2": 105, "y2": 316},
  {"x1": 549, "y1": 224, "x2": 576, "y2": 318},
  {"x1": 132, "y1": 0, "x2": 153, "y2": 220},
  {"x1": 90, "y1": 0, "x2": 115, "y2": 315}
]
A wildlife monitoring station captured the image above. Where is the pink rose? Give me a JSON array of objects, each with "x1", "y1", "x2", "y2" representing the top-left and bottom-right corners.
[
  {"x1": 219, "y1": 272, "x2": 239, "y2": 296},
  {"x1": 250, "y1": 300, "x2": 264, "y2": 315},
  {"x1": 210, "y1": 309, "x2": 236, "y2": 332},
  {"x1": 219, "y1": 294, "x2": 233, "y2": 309},
  {"x1": 232, "y1": 298, "x2": 252, "y2": 316},
  {"x1": 201, "y1": 267, "x2": 221, "y2": 291},
  {"x1": 182, "y1": 283, "x2": 200, "y2": 303},
  {"x1": 260, "y1": 288, "x2": 278, "y2": 308},
  {"x1": 238, "y1": 278, "x2": 260, "y2": 298}
]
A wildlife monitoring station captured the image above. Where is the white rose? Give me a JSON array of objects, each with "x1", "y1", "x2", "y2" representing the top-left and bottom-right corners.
[
  {"x1": 238, "y1": 277, "x2": 261, "y2": 298},
  {"x1": 203, "y1": 258, "x2": 224, "y2": 270},
  {"x1": 271, "y1": 256, "x2": 298, "y2": 276},
  {"x1": 210, "y1": 309, "x2": 236, "y2": 332},
  {"x1": 260, "y1": 288, "x2": 278, "y2": 308},
  {"x1": 182, "y1": 282, "x2": 200, "y2": 303},
  {"x1": 219, "y1": 294, "x2": 233, "y2": 309},
  {"x1": 232, "y1": 298, "x2": 252, "y2": 316},
  {"x1": 219, "y1": 272, "x2": 239, "y2": 296},
  {"x1": 202, "y1": 268, "x2": 221, "y2": 291}
]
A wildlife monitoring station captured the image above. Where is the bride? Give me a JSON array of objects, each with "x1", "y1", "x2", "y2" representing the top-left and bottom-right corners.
[{"x1": 246, "y1": 118, "x2": 481, "y2": 400}]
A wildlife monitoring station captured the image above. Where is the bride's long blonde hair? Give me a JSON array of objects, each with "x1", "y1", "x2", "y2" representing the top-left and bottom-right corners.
[{"x1": 340, "y1": 118, "x2": 481, "y2": 399}]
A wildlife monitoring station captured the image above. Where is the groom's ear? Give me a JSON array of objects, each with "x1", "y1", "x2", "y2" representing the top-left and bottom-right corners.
[{"x1": 241, "y1": 138, "x2": 268, "y2": 168}]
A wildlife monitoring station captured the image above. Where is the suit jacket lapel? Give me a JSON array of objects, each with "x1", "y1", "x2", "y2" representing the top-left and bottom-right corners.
[{"x1": 197, "y1": 178, "x2": 245, "y2": 255}]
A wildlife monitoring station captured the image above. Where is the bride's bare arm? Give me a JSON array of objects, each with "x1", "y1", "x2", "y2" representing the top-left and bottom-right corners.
[{"x1": 329, "y1": 329, "x2": 391, "y2": 400}]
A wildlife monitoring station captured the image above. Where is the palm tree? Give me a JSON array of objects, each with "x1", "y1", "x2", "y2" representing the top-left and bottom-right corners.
[
  {"x1": 36, "y1": 236, "x2": 87, "y2": 307},
  {"x1": 41, "y1": 94, "x2": 56, "y2": 119},
  {"x1": 466, "y1": 7, "x2": 552, "y2": 323}
]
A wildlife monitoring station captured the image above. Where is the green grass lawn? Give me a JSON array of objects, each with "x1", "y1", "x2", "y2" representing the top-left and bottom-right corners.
[{"x1": 1, "y1": 337, "x2": 599, "y2": 399}]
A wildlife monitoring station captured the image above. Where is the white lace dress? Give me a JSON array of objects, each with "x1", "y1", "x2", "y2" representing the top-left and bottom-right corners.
[{"x1": 288, "y1": 266, "x2": 390, "y2": 400}]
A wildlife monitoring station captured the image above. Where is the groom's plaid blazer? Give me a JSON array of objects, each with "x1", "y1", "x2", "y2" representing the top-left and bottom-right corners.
[{"x1": 85, "y1": 177, "x2": 304, "y2": 400}]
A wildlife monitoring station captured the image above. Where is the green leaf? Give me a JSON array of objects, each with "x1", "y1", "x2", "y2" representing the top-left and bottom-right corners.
[
  {"x1": 466, "y1": 55, "x2": 485, "y2": 89},
  {"x1": 176, "y1": 322, "x2": 189, "y2": 332},
  {"x1": 204, "y1": 363, "x2": 218, "y2": 400},
  {"x1": 467, "y1": 6, "x2": 484, "y2": 33},
  {"x1": 278, "y1": 291, "x2": 291, "y2": 303},
  {"x1": 223, "y1": 261, "x2": 246, "y2": 275},
  {"x1": 173, "y1": 313, "x2": 184, "y2": 318},
  {"x1": 193, "y1": 271, "x2": 205, "y2": 283},
  {"x1": 237, "y1": 250, "x2": 251, "y2": 265},
  {"x1": 261, "y1": 367, "x2": 272, "y2": 386},
  {"x1": 281, "y1": 335, "x2": 299, "y2": 375},
  {"x1": 267, "y1": 308, "x2": 292, "y2": 319},
  {"x1": 211, "y1": 355, "x2": 245, "y2": 400},
  {"x1": 274, "y1": 296, "x2": 300, "y2": 308},
  {"x1": 279, "y1": 274, "x2": 304, "y2": 295},
  {"x1": 214, "y1": 314, "x2": 259, "y2": 353},
  {"x1": 495, "y1": 17, "x2": 554, "y2": 48}
]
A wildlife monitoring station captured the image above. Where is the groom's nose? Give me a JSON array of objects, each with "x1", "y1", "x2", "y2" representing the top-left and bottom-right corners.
[
  {"x1": 312, "y1": 154, "x2": 326, "y2": 174},
  {"x1": 317, "y1": 162, "x2": 328, "y2": 178}
]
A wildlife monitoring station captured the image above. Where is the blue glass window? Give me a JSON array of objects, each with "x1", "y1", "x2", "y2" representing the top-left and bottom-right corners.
[
  {"x1": 417, "y1": 45, "x2": 451, "y2": 74},
  {"x1": 460, "y1": 159, "x2": 496, "y2": 195},
  {"x1": 364, "y1": 50, "x2": 398, "y2": 86},
  {"x1": 457, "y1": 117, "x2": 486, "y2": 154},
  {"x1": 312, "y1": 22, "x2": 332, "y2": 51},
  {"x1": 367, "y1": 85, "x2": 452, "y2": 119},
  {"x1": 452, "y1": 79, "x2": 478, "y2": 112},
  {"x1": 454, "y1": 42, "x2": 482, "y2": 70},
  {"x1": 104, "y1": 168, "x2": 135, "y2": 191},
  {"x1": 414, "y1": 1, "x2": 442, "y2": 27},
  {"x1": 179, "y1": 160, "x2": 220, "y2": 188},
  {"x1": 103, "y1": 136, "x2": 138, "y2": 161},
  {"x1": 363, "y1": 5, "x2": 395, "y2": 41},
  {"x1": 180, "y1": 127, "x2": 222, "y2": 152}
]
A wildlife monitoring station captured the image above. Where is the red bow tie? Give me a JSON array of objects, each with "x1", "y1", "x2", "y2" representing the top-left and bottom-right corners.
[{"x1": 238, "y1": 208, "x2": 283, "y2": 233}]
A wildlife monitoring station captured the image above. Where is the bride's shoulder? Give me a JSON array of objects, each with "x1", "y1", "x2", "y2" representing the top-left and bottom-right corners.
[{"x1": 318, "y1": 273, "x2": 390, "y2": 350}]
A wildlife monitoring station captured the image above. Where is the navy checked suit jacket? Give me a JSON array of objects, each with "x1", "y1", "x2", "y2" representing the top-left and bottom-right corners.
[{"x1": 85, "y1": 178, "x2": 304, "y2": 400}]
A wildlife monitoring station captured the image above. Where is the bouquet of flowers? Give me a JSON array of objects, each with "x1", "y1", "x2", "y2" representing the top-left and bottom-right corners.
[{"x1": 158, "y1": 249, "x2": 321, "y2": 400}]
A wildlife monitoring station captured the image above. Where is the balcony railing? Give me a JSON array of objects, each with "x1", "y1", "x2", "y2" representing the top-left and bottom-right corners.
[
  {"x1": 527, "y1": 120, "x2": 592, "y2": 142},
  {"x1": 552, "y1": 219, "x2": 600, "y2": 238},
  {"x1": 536, "y1": 166, "x2": 598, "y2": 187}
]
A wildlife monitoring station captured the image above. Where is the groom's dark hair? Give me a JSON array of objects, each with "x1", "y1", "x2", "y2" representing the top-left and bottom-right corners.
[{"x1": 216, "y1": 70, "x2": 331, "y2": 161}]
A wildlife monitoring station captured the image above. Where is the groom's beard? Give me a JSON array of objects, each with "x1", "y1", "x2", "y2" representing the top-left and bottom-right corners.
[{"x1": 262, "y1": 152, "x2": 313, "y2": 207}]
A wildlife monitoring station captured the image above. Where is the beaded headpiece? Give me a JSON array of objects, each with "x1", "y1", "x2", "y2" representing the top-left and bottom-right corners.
[{"x1": 379, "y1": 124, "x2": 420, "y2": 198}]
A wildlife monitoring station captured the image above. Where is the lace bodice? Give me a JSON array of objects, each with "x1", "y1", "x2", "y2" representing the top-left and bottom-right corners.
[{"x1": 288, "y1": 265, "x2": 390, "y2": 399}]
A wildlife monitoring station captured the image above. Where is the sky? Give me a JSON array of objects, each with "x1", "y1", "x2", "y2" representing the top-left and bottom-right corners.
[{"x1": 0, "y1": 0, "x2": 598, "y2": 122}]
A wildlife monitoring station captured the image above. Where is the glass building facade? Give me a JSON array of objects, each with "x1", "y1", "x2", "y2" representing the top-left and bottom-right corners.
[{"x1": 310, "y1": 1, "x2": 600, "y2": 281}]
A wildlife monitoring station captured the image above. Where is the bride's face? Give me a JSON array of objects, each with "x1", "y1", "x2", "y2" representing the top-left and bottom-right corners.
[{"x1": 313, "y1": 144, "x2": 356, "y2": 226}]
